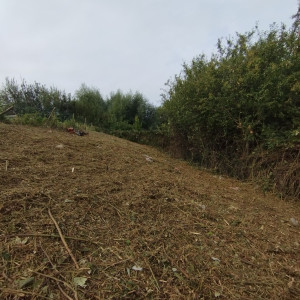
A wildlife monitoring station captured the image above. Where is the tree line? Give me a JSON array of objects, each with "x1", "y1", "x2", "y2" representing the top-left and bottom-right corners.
[{"x1": 0, "y1": 80, "x2": 159, "y2": 131}]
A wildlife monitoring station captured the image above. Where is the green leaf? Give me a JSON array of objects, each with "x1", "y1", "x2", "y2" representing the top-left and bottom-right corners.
[
  {"x1": 174, "y1": 272, "x2": 184, "y2": 281},
  {"x1": 1, "y1": 251, "x2": 11, "y2": 261},
  {"x1": 73, "y1": 276, "x2": 88, "y2": 288},
  {"x1": 18, "y1": 277, "x2": 35, "y2": 289},
  {"x1": 214, "y1": 291, "x2": 221, "y2": 297}
]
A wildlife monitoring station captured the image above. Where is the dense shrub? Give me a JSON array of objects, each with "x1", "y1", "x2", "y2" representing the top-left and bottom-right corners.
[
  {"x1": 161, "y1": 24, "x2": 300, "y2": 198},
  {"x1": 163, "y1": 25, "x2": 299, "y2": 155},
  {"x1": 0, "y1": 80, "x2": 160, "y2": 131},
  {"x1": 0, "y1": 78, "x2": 73, "y2": 120},
  {"x1": 105, "y1": 90, "x2": 158, "y2": 130}
]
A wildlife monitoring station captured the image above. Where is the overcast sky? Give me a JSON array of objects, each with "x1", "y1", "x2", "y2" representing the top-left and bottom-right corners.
[{"x1": 0, "y1": 0, "x2": 298, "y2": 105}]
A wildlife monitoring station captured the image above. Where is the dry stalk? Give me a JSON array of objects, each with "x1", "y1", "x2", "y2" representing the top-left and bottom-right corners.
[
  {"x1": 39, "y1": 240, "x2": 56, "y2": 270},
  {"x1": 48, "y1": 209, "x2": 79, "y2": 269},
  {"x1": 0, "y1": 288, "x2": 49, "y2": 299},
  {"x1": 108, "y1": 203, "x2": 123, "y2": 218},
  {"x1": 144, "y1": 259, "x2": 160, "y2": 292},
  {"x1": 162, "y1": 245, "x2": 190, "y2": 279},
  {"x1": 31, "y1": 270, "x2": 78, "y2": 300},
  {"x1": 7, "y1": 233, "x2": 101, "y2": 244},
  {"x1": 57, "y1": 284, "x2": 74, "y2": 300},
  {"x1": 103, "y1": 258, "x2": 129, "y2": 271}
]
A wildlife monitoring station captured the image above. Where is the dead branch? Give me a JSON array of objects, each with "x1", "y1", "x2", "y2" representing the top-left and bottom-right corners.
[{"x1": 0, "y1": 105, "x2": 14, "y2": 117}]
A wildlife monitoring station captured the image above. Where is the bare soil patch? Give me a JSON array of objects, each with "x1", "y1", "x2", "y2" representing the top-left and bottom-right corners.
[{"x1": 0, "y1": 124, "x2": 299, "y2": 299}]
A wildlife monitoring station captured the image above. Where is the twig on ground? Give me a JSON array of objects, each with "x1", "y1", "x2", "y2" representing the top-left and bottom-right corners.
[
  {"x1": 48, "y1": 209, "x2": 79, "y2": 269},
  {"x1": 39, "y1": 240, "x2": 56, "y2": 270},
  {"x1": 103, "y1": 258, "x2": 129, "y2": 270},
  {"x1": 145, "y1": 259, "x2": 160, "y2": 292},
  {"x1": 108, "y1": 203, "x2": 123, "y2": 218},
  {"x1": 31, "y1": 270, "x2": 78, "y2": 300},
  {"x1": 0, "y1": 288, "x2": 50, "y2": 299},
  {"x1": 57, "y1": 284, "x2": 74, "y2": 300},
  {"x1": 6, "y1": 233, "x2": 101, "y2": 244},
  {"x1": 162, "y1": 245, "x2": 190, "y2": 279}
]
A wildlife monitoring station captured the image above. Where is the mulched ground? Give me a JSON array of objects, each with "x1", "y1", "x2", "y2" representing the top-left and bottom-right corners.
[{"x1": 0, "y1": 123, "x2": 299, "y2": 299}]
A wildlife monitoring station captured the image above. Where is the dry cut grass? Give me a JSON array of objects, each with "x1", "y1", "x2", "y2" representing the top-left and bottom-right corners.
[{"x1": 0, "y1": 124, "x2": 299, "y2": 299}]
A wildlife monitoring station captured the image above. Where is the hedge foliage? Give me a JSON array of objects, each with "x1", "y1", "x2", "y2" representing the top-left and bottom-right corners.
[
  {"x1": 162, "y1": 25, "x2": 300, "y2": 159},
  {"x1": 0, "y1": 81, "x2": 159, "y2": 131}
]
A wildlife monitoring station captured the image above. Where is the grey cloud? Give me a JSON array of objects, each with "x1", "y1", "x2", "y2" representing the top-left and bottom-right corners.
[{"x1": 0, "y1": 0, "x2": 297, "y2": 105}]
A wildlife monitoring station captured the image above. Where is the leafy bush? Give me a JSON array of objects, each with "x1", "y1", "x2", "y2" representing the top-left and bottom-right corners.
[
  {"x1": 163, "y1": 24, "x2": 300, "y2": 156},
  {"x1": 105, "y1": 90, "x2": 158, "y2": 130},
  {"x1": 161, "y1": 23, "x2": 300, "y2": 198},
  {"x1": 0, "y1": 78, "x2": 74, "y2": 120},
  {"x1": 73, "y1": 84, "x2": 106, "y2": 126},
  {"x1": 11, "y1": 113, "x2": 47, "y2": 127}
]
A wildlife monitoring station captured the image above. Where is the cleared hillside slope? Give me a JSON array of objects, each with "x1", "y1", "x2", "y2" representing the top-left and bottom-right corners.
[{"x1": 0, "y1": 124, "x2": 299, "y2": 299}]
